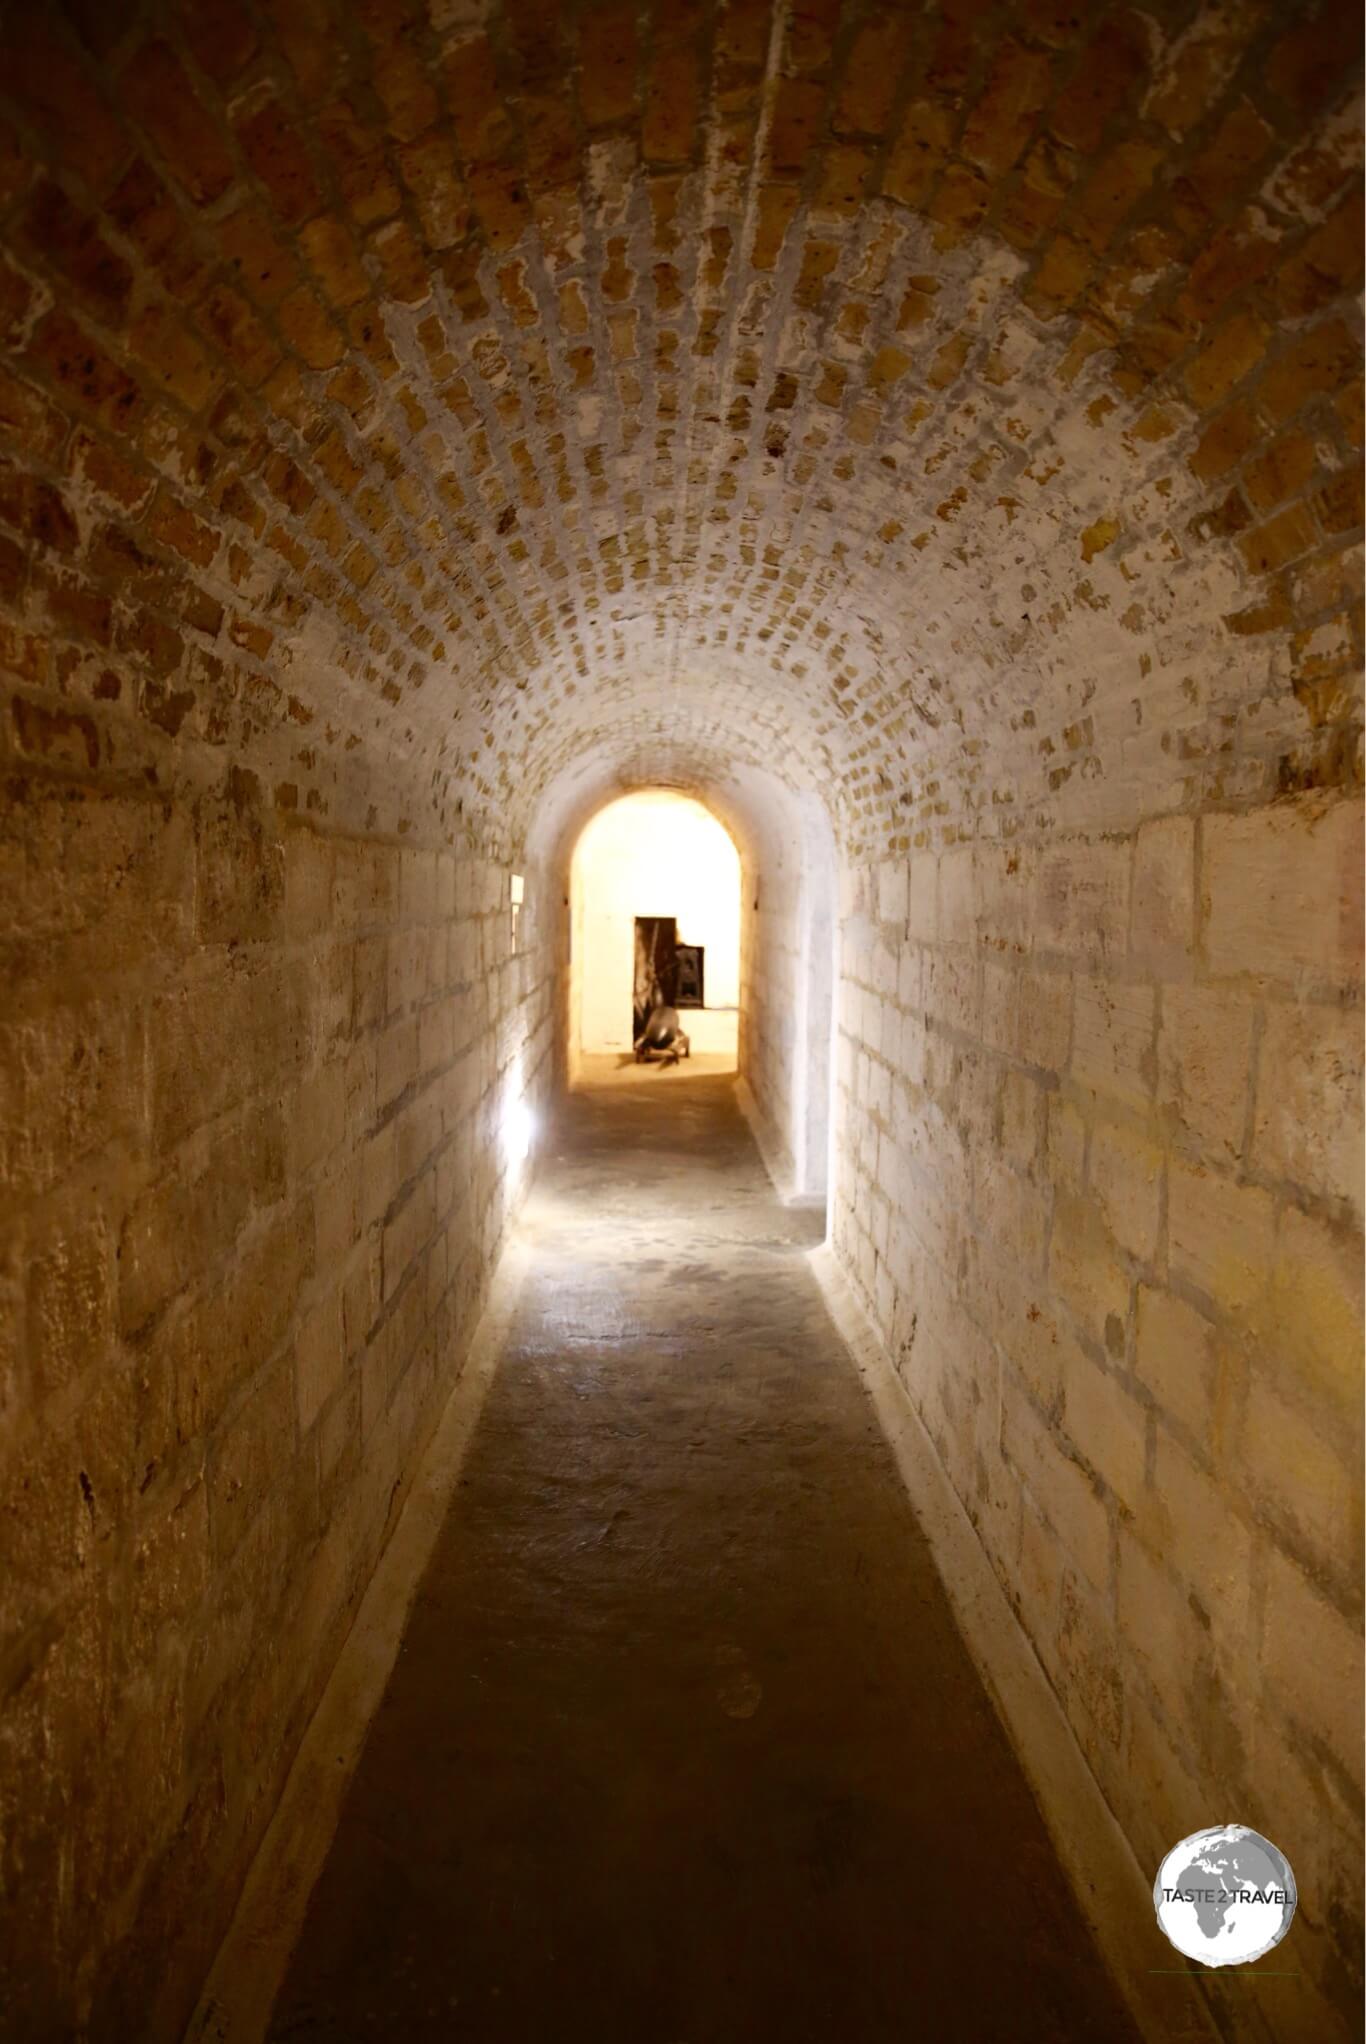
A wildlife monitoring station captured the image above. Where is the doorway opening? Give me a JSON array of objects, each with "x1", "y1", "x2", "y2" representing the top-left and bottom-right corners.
[{"x1": 570, "y1": 791, "x2": 741, "y2": 1076}]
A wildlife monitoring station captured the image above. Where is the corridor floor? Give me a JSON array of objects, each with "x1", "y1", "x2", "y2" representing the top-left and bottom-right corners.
[{"x1": 266, "y1": 1071, "x2": 1137, "y2": 2042}]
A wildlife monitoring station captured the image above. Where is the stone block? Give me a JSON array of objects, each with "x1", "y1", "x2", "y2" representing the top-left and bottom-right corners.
[
  {"x1": 1130, "y1": 815, "x2": 1194, "y2": 975},
  {"x1": 375, "y1": 1015, "x2": 419, "y2": 1112},
  {"x1": 1202, "y1": 796, "x2": 1364, "y2": 989},
  {"x1": 921, "y1": 950, "x2": 979, "y2": 1036},
  {"x1": 997, "y1": 1067, "x2": 1041, "y2": 1170},
  {"x1": 1056, "y1": 1568, "x2": 1125, "y2": 1758},
  {"x1": 1045, "y1": 1093, "x2": 1086, "y2": 1191},
  {"x1": 129, "y1": 1473, "x2": 210, "y2": 1661},
  {"x1": 283, "y1": 828, "x2": 335, "y2": 938},
  {"x1": 1133, "y1": 1285, "x2": 1221, "y2": 1446},
  {"x1": 979, "y1": 959, "x2": 1016, "y2": 1056},
  {"x1": 907, "y1": 855, "x2": 938, "y2": 942},
  {"x1": 1116, "y1": 1526, "x2": 1200, "y2": 1699},
  {"x1": 1089, "y1": 1117, "x2": 1163, "y2": 1264},
  {"x1": 974, "y1": 1153, "x2": 1048, "y2": 1271},
  {"x1": 118, "y1": 1111, "x2": 284, "y2": 1338},
  {"x1": 1015, "y1": 1493, "x2": 1063, "y2": 1655},
  {"x1": 27, "y1": 1200, "x2": 113, "y2": 1407},
  {"x1": 151, "y1": 961, "x2": 308, "y2": 1153},
  {"x1": 1036, "y1": 837, "x2": 1129, "y2": 960},
  {"x1": 1049, "y1": 1190, "x2": 1130, "y2": 1349},
  {"x1": 1148, "y1": 1433, "x2": 1253, "y2": 1663},
  {"x1": 1001, "y1": 1383, "x2": 1111, "y2": 1593},
  {"x1": 291, "y1": 1059, "x2": 348, "y2": 1180},
  {"x1": 1072, "y1": 977, "x2": 1156, "y2": 1109},
  {"x1": 1252, "y1": 1000, "x2": 1364, "y2": 1212},
  {"x1": 295, "y1": 1291, "x2": 343, "y2": 1435},
  {"x1": 146, "y1": 1199, "x2": 313, "y2": 1451},
  {"x1": 1157, "y1": 983, "x2": 1254, "y2": 1168},
  {"x1": 1062, "y1": 1351, "x2": 1148, "y2": 1507},
  {"x1": 0, "y1": 1001, "x2": 146, "y2": 1200},
  {"x1": 380, "y1": 1168, "x2": 436, "y2": 1304},
  {"x1": 1241, "y1": 1373, "x2": 1359, "y2": 1586},
  {"x1": 196, "y1": 798, "x2": 285, "y2": 945},
  {"x1": 876, "y1": 857, "x2": 908, "y2": 927},
  {"x1": 207, "y1": 1353, "x2": 294, "y2": 1572},
  {"x1": 1262, "y1": 1551, "x2": 1363, "y2": 1788},
  {"x1": 937, "y1": 846, "x2": 975, "y2": 940},
  {"x1": 1167, "y1": 1159, "x2": 1275, "y2": 1320},
  {"x1": 995, "y1": 1289, "x2": 1075, "y2": 1412},
  {"x1": 1268, "y1": 1206, "x2": 1364, "y2": 1419}
]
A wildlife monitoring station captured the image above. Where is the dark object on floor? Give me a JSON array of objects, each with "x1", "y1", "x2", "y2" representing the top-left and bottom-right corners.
[{"x1": 634, "y1": 1001, "x2": 691, "y2": 1064}]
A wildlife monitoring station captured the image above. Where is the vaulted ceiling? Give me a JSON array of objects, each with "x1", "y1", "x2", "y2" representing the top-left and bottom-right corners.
[{"x1": 1, "y1": 0, "x2": 1360, "y2": 849}]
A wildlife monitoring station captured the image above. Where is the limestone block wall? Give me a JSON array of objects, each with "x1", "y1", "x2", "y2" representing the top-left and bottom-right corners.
[
  {"x1": 739, "y1": 861, "x2": 803, "y2": 1184},
  {"x1": 736, "y1": 782, "x2": 838, "y2": 1200},
  {"x1": 830, "y1": 788, "x2": 1364, "y2": 2031},
  {"x1": 0, "y1": 762, "x2": 552, "y2": 2039}
]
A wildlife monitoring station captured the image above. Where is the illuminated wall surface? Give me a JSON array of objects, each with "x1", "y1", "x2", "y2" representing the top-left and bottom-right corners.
[{"x1": 572, "y1": 792, "x2": 741, "y2": 1058}]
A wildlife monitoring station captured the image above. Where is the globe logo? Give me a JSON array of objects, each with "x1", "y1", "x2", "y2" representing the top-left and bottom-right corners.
[{"x1": 1154, "y1": 1825, "x2": 1297, "y2": 1966}]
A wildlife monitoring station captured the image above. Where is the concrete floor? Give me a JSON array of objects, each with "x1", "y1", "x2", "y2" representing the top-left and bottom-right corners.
[{"x1": 266, "y1": 1070, "x2": 1138, "y2": 2041}]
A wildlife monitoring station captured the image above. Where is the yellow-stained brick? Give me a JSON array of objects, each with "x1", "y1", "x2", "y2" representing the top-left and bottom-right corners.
[
  {"x1": 1017, "y1": 968, "x2": 1072, "y2": 1072},
  {"x1": 998, "y1": 1067, "x2": 1041, "y2": 1169},
  {"x1": 1002, "y1": 1382, "x2": 1111, "y2": 1593},
  {"x1": 1134, "y1": 1284, "x2": 1221, "y2": 1444},
  {"x1": 1072, "y1": 977, "x2": 1156, "y2": 1109},
  {"x1": 1157, "y1": 984, "x2": 1254, "y2": 1168},
  {"x1": 1167, "y1": 1159, "x2": 1275, "y2": 1318},
  {"x1": 1252, "y1": 1001, "x2": 1364, "y2": 1213},
  {"x1": 1116, "y1": 1527, "x2": 1201, "y2": 1697},
  {"x1": 1147, "y1": 1432, "x2": 1253, "y2": 1661},
  {"x1": 1046, "y1": 1093, "x2": 1086, "y2": 1191},
  {"x1": 1262, "y1": 1551, "x2": 1363, "y2": 1787},
  {"x1": 1036, "y1": 837, "x2": 1130, "y2": 960},
  {"x1": 1269, "y1": 1205, "x2": 1365, "y2": 1418},
  {"x1": 1062, "y1": 1352, "x2": 1148, "y2": 1506},
  {"x1": 1129, "y1": 815, "x2": 1194, "y2": 976},
  {"x1": 1089, "y1": 1118, "x2": 1163, "y2": 1264},
  {"x1": 1050, "y1": 1189, "x2": 1130, "y2": 1346},
  {"x1": 1202, "y1": 796, "x2": 1365, "y2": 989},
  {"x1": 1241, "y1": 1373, "x2": 1359, "y2": 1579},
  {"x1": 1016, "y1": 1493, "x2": 1063, "y2": 1653}
]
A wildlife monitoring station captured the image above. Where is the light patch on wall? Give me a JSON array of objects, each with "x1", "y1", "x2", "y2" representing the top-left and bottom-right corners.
[
  {"x1": 502, "y1": 1060, "x2": 535, "y2": 1166},
  {"x1": 571, "y1": 791, "x2": 741, "y2": 1060},
  {"x1": 505, "y1": 1097, "x2": 534, "y2": 1164}
]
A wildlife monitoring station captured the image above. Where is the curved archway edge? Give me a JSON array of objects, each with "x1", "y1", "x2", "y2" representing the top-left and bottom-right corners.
[{"x1": 528, "y1": 750, "x2": 840, "y2": 1203}]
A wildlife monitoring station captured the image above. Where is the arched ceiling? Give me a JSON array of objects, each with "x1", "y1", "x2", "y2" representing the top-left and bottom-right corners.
[{"x1": 1, "y1": 0, "x2": 1360, "y2": 852}]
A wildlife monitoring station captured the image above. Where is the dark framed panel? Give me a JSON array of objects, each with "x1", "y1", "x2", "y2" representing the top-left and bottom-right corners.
[{"x1": 675, "y1": 944, "x2": 704, "y2": 1008}]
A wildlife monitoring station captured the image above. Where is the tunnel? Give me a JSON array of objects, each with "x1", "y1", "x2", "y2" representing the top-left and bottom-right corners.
[{"x1": 0, "y1": 1, "x2": 1361, "y2": 2038}]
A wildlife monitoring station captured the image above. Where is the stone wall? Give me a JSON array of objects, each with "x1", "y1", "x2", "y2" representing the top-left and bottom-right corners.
[
  {"x1": 832, "y1": 789, "x2": 1363, "y2": 2032},
  {"x1": 739, "y1": 852, "x2": 803, "y2": 1184},
  {"x1": 0, "y1": 759, "x2": 552, "y2": 2038}
]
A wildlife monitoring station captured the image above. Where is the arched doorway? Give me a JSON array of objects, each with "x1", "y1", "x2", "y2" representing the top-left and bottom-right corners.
[{"x1": 569, "y1": 790, "x2": 742, "y2": 1076}]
